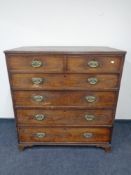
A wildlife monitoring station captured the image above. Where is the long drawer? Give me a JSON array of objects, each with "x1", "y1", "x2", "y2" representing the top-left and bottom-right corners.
[
  {"x1": 18, "y1": 127, "x2": 111, "y2": 143},
  {"x1": 13, "y1": 91, "x2": 117, "y2": 108},
  {"x1": 16, "y1": 109, "x2": 114, "y2": 126},
  {"x1": 11, "y1": 74, "x2": 119, "y2": 90}
]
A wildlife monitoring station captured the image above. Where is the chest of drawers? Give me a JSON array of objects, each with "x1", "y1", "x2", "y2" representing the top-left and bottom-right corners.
[{"x1": 5, "y1": 46, "x2": 126, "y2": 152}]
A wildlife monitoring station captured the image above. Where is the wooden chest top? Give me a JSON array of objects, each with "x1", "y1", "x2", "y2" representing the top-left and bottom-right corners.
[{"x1": 4, "y1": 46, "x2": 126, "y2": 54}]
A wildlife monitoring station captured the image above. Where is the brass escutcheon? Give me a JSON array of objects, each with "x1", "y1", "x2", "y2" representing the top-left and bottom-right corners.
[
  {"x1": 88, "y1": 60, "x2": 99, "y2": 68},
  {"x1": 85, "y1": 114, "x2": 95, "y2": 121},
  {"x1": 35, "y1": 132, "x2": 46, "y2": 138},
  {"x1": 32, "y1": 78, "x2": 43, "y2": 85},
  {"x1": 85, "y1": 96, "x2": 96, "y2": 103},
  {"x1": 83, "y1": 132, "x2": 93, "y2": 138},
  {"x1": 32, "y1": 95, "x2": 44, "y2": 102},
  {"x1": 34, "y1": 114, "x2": 45, "y2": 121},
  {"x1": 31, "y1": 60, "x2": 43, "y2": 68},
  {"x1": 88, "y1": 77, "x2": 98, "y2": 85}
]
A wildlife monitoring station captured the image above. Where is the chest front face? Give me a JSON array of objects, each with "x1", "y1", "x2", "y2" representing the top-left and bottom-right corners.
[{"x1": 5, "y1": 46, "x2": 125, "y2": 152}]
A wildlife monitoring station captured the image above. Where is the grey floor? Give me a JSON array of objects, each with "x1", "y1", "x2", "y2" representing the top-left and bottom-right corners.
[{"x1": 0, "y1": 119, "x2": 131, "y2": 175}]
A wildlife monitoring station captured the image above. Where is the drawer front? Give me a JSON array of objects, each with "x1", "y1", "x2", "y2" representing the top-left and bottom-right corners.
[
  {"x1": 18, "y1": 127, "x2": 111, "y2": 143},
  {"x1": 11, "y1": 74, "x2": 119, "y2": 90},
  {"x1": 67, "y1": 55, "x2": 122, "y2": 73},
  {"x1": 7, "y1": 55, "x2": 64, "y2": 72},
  {"x1": 13, "y1": 91, "x2": 117, "y2": 108},
  {"x1": 16, "y1": 109, "x2": 114, "y2": 126}
]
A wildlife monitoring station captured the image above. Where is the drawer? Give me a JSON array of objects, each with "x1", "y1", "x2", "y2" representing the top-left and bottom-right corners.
[
  {"x1": 11, "y1": 74, "x2": 119, "y2": 90},
  {"x1": 6, "y1": 54, "x2": 64, "y2": 72},
  {"x1": 18, "y1": 127, "x2": 111, "y2": 143},
  {"x1": 13, "y1": 91, "x2": 117, "y2": 108},
  {"x1": 67, "y1": 55, "x2": 122, "y2": 73},
  {"x1": 16, "y1": 109, "x2": 114, "y2": 126}
]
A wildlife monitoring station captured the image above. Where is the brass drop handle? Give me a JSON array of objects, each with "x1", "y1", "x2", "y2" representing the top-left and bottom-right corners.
[
  {"x1": 85, "y1": 96, "x2": 96, "y2": 103},
  {"x1": 31, "y1": 60, "x2": 43, "y2": 68},
  {"x1": 35, "y1": 132, "x2": 46, "y2": 138},
  {"x1": 88, "y1": 60, "x2": 99, "y2": 68},
  {"x1": 32, "y1": 95, "x2": 44, "y2": 102},
  {"x1": 34, "y1": 114, "x2": 45, "y2": 121},
  {"x1": 83, "y1": 132, "x2": 93, "y2": 138},
  {"x1": 88, "y1": 77, "x2": 98, "y2": 85},
  {"x1": 32, "y1": 78, "x2": 44, "y2": 85},
  {"x1": 85, "y1": 114, "x2": 95, "y2": 121}
]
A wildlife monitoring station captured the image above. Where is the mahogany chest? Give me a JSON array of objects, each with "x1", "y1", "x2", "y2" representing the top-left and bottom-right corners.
[{"x1": 5, "y1": 46, "x2": 126, "y2": 151}]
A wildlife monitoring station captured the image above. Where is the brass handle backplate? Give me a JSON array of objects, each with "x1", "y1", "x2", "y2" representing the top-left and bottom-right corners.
[
  {"x1": 88, "y1": 60, "x2": 99, "y2": 68},
  {"x1": 83, "y1": 132, "x2": 93, "y2": 138},
  {"x1": 31, "y1": 60, "x2": 43, "y2": 68},
  {"x1": 35, "y1": 132, "x2": 46, "y2": 138},
  {"x1": 32, "y1": 95, "x2": 44, "y2": 102},
  {"x1": 85, "y1": 114, "x2": 95, "y2": 121},
  {"x1": 32, "y1": 78, "x2": 44, "y2": 85},
  {"x1": 34, "y1": 114, "x2": 45, "y2": 121},
  {"x1": 88, "y1": 77, "x2": 98, "y2": 85},
  {"x1": 85, "y1": 96, "x2": 96, "y2": 103}
]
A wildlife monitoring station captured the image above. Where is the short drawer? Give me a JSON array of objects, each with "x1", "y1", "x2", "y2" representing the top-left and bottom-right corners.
[
  {"x1": 6, "y1": 54, "x2": 64, "y2": 72},
  {"x1": 18, "y1": 127, "x2": 111, "y2": 143},
  {"x1": 16, "y1": 109, "x2": 114, "y2": 126},
  {"x1": 67, "y1": 55, "x2": 123, "y2": 73},
  {"x1": 11, "y1": 74, "x2": 119, "y2": 90},
  {"x1": 13, "y1": 91, "x2": 117, "y2": 108}
]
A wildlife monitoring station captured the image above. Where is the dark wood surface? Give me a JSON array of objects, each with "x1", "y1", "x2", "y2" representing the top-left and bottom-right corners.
[
  {"x1": 13, "y1": 91, "x2": 117, "y2": 108},
  {"x1": 4, "y1": 46, "x2": 126, "y2": 54},
  {"x1": 7, "y1": 54, "x2": 122, "y2": 73},
  {"x1": 18, "y1": 127, "x2": 111, "y2": 143},
  {"x1": 67, "y1": 55, "x2": 122, "y2": 73},
  {"x1": 5, "y1": 46, "x2": 126, "y2": 151},
  {"x1": 16, "y1": 109, "x2": 114, "y2": 126},
  {"x1": 7, "y1": 54, "x2": 64, "y2": 72},
  {"x1": 11, "y1": 74, "x2": 119, "y2": 90}
]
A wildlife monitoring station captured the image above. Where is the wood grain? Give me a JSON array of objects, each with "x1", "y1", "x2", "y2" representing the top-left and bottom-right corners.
[
  {"x1": 18, "y1": 127, "x2": 111, "y2": 143},
  {"x1": 11, "y1": 73, "x2": 119, "y2": 90},
  {"x1": 6, "y1": 54, "x2": 64, "y2": 72},
  {"x1": 67, "y1": 55, "x2": 122, "y2": 73},
  {"x1": 4, "y1": 46, "x2": 126, "y2": 54},
  {"x1": 5, "y1": 46, "x2": 126, "y2": 151},
  {"x1": 16, "y1": 109, "x2": 114, "y2": 126},
  {"x1": 13, "y1": 91, "x2": 117, "y2": 108}
]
